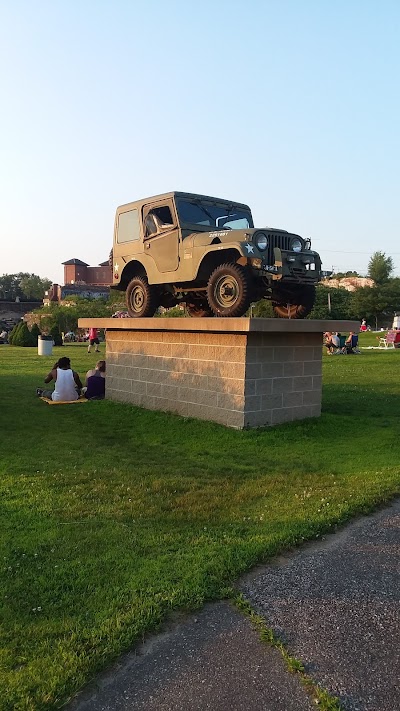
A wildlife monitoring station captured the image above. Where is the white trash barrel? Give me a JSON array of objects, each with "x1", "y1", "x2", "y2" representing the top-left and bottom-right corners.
[{"x1": 38, "y1": 335, "x2": 53, "y2": 356}]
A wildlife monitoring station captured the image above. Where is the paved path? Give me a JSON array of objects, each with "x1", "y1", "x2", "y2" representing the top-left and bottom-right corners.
[
  {"x1": 68, "y1": 499, "x2": 400, "y2": 711},
  {"x1": 240, "y1": 499, "x2": 400, "y2": 711}
]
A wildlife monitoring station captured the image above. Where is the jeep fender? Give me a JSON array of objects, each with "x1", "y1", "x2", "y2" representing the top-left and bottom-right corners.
[
  {"x1": 118, "y1": 257, "x2": 151, "y2": 290},
  {"x1": 195, "y1": 246, "x2": 246, "y2": 282}
]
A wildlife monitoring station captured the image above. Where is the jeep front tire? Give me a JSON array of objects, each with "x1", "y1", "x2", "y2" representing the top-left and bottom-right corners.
[
  {"x1": 207, "y1": 263, "x2": 251, "y2": 317},
  {"x1": 126, "y1": 276, "x2": 159, "y2": 318}
]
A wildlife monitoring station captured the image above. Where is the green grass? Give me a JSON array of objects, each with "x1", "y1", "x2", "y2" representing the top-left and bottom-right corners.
[{"x1": 1, "y1": 336, "x2": 399, "y2": 710}]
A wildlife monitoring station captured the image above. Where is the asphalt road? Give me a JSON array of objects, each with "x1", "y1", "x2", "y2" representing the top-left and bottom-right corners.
[{"x1": 68, "y1": 499, "x2": 400, "y2": 711}]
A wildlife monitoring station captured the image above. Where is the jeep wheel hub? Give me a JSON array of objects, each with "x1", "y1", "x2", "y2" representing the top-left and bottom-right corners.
[
  {"x1": 214, "y1": 275, "x2": 239, "y2": 308},
  {"x1": 131, "y1": 286, "x2": 145, "y2": 311}
]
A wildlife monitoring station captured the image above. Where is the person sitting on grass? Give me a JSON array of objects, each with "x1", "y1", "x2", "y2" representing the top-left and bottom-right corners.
[
  {"x1": 331, "y1": 332, "x2": 340, "y2": 350},
  {"x1": 345, "y1": 331, "x2": 358, "y2": 354},
  {"x1": 84, "y1": 360, "x2": 106, "y2": 400},
  {"x1": 324, "y1": 331, "x2": 335, "y2": 354},
  {"x1": 36, "y1": 357, "x2": 83, "y2": 401}
]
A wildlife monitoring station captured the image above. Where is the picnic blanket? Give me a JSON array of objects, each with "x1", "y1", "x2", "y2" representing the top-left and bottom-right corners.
[{"x1": 40, "y1": 396, "x2": 88, "y2": 405}]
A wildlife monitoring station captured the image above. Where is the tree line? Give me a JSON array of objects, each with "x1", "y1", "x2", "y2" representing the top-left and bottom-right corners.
[{"x1": 0, "y1": 273, "x2": 52, "y2": 301}]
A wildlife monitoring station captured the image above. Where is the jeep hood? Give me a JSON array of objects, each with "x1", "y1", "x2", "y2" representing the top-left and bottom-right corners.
[{"x1": 186, "y1": 229, "x2": 250, "y2": 248}]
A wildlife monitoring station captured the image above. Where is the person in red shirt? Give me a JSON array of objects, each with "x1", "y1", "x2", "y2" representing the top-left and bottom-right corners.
[{"x1": 87, "y1": 327, "x2": 100, "y2": 353}]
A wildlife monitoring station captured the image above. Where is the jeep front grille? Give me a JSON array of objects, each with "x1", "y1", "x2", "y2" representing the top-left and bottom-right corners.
[{"x1": 267, "y1": 232, "x2": 292, "y2": 263}]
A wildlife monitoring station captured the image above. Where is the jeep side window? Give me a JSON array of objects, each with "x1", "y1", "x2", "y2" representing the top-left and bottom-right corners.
[
  {"x1": 151, "y1": 206, "x2": 173, "y2": 226},
  {"x1": 117, "y1": 209, "x2": 140, "y2": 243},
  {"x1": 145, "y1": 206, "x2": 174, "y2": 238}
]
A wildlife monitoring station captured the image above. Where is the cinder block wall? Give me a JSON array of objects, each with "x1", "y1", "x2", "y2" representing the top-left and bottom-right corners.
[
  {"x1": 106, "y1": 328, "x2": 322, "y2": 429},
  {"x1": 244, "y1": 332, "x2": 322, "y2": 427}
]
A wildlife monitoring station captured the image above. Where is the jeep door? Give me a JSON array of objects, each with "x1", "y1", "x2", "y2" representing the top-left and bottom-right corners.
[{"x1": 142, "y1": 199, "x2": 179, "y2": 277}]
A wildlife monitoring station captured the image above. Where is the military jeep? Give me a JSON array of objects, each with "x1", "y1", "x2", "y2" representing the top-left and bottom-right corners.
[{"x1": 111, "y1": 191, "x2": 322, "y2": 318}]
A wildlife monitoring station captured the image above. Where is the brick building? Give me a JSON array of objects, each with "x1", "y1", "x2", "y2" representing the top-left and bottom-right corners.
[
  {"x1": 43, "y1": 258, "x2": 112, "y2": 305},
  {"x1": 62, "y1": 258, "x2": 111, "y2": 286}
]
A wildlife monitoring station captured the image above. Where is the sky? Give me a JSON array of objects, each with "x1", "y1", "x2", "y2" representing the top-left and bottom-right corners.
[{"x1": 1, "y1": 0, "x2": 399, "y2": 285}]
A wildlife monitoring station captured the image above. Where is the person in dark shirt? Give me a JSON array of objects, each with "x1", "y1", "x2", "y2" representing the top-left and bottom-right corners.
[{"x1": 85, "y1": 360, "x2": 105, "y2": 399}]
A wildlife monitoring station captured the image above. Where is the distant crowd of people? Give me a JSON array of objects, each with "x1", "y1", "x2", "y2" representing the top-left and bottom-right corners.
[{"x1": 324, "y1": 331, "x2": 360, "y2": 355}]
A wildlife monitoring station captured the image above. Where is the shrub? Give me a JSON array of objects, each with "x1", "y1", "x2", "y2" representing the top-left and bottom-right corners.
[
  {"x1": 30, "y1": 323, "x2": 41, "y2": 345},
  {"x1": 8, "y1": 322, "x2": 23, "y2": 345},
  {"x1": 50, "y1": 324, "x2": 63, "y2": 346},
  {"x1": 13, "y1": 322, "x2": 35, "y2": 347},
  {"x1": 250, "y1": 300, "x2": 274, "y2": 318}
]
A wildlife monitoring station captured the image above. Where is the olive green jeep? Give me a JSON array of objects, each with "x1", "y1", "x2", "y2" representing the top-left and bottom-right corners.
[{"x1": 110, "y1": 191, "x2": 322, "y2": 318}]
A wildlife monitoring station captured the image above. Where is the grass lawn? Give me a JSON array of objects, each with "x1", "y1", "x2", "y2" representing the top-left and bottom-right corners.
[{"x1": 1, "y1": 335, "x2": 399, "y2": 710}]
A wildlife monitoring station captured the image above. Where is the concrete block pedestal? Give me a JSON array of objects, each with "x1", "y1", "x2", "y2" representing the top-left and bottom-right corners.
[{"x1": 78, "y1": 318, "x2": 358, "y2": 429}]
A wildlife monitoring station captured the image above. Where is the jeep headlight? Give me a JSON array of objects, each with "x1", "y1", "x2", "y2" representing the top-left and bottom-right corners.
[
  {"x1": 291, "y1": 238, "x2": 302, "y2": 252},
  {"x1": 255, "y1": 232, "x2": 268, "y2": 251}
]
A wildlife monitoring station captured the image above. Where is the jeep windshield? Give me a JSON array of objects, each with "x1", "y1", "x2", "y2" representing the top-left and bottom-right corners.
[{"x1": 176, "y1": 198, "x2": 253, "y2": 230}]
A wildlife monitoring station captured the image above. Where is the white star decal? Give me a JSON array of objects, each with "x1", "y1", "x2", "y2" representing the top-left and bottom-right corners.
[
  {"x1": 245, "y1": 243, "x2": 254, "y2": 254},
  {"x1": 114, "y1": 262, "x2": 119, "y2": 272}
]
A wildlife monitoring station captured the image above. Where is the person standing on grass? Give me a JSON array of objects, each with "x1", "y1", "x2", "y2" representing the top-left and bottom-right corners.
[
  {"x1": 87, "y1": 326, "x2": 100, "y2": 353},
  {"x1": 36, "y1": 357, "x2": 83, "y2": 401}
]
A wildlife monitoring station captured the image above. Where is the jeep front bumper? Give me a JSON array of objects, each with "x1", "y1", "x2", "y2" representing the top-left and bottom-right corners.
[{"x1": 256, "y1": 248, "x2": 321, "y2": 282}]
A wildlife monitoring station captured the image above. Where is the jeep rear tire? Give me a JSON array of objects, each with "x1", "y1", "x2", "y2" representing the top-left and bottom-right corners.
[
  {"x1": 207, "y1": 263, "x2": 251, "y2": 317},
  {"x1": 272, "y1": 285, "x2": 316, "y2": 319},
  {"x1": 126, "y1": 276, "x2": 158, "y2": 318}
]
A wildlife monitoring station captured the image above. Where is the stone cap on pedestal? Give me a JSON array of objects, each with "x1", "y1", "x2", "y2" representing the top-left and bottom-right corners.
[{"x1": 78, "y1": 318, "x2": 360, "y2": 333}]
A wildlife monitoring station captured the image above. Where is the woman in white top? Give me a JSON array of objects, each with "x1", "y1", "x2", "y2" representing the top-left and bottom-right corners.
[{"x1": 36, "y1": 357, "x2": 83, "y2": 401}]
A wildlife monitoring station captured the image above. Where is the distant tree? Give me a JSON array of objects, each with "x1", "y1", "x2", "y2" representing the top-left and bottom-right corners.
[
  {"x1": 0, "y1": 272, "x2": 51, "y2": 300},
  {"x1": 309, "y1": 285, "x2": 355, "y2": 320},
  {"x1": 250, "y1": 300, "x2": 274, "y2": 317},
  {"x1": 107, "y1": 289, "x2": 126, "y2": 307},
  {"x1": 368, "y1": 252, "x2": 393, "y2": 285},
  {"x1": 0, "y1": 274, "x2": 26, "y2": 300},
  {"x1": 19, "y1": 274, "x2": 52, "y2": 300},
  {"x1": 351, "y1": 280, "x2": 400, "y2": 329},
  {"x1": 32, "y1": 297, "x2": 111, "y2": 334}
]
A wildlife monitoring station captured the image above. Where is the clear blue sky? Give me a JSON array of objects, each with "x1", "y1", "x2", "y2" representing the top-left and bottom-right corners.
[{"x1": 1, "y1": 0, "x2": 399, "y2": 284}]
